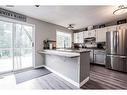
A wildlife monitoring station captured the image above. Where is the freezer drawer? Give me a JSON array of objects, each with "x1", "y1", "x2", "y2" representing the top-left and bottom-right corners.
[{"x1": 106, "y1": 55, "x2": 127, "y2": 72}]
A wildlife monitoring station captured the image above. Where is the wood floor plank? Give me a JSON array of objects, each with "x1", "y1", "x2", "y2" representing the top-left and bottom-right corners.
[
  {"x1": 50, "y1": 73, "x2": 78, "y2": 89},
  {"x1": 1, "y1": 64, "x2": 127, "y2": 89},
  {"x1": 82, "y1": 64, "x2": 127, "y2": 89},
  {"x1": 37, "y1": 73, "x2": 78, "y2": 89}
]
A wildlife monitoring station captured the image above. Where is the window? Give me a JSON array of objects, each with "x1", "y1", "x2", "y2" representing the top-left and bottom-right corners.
[{"x1": 56, "y1": 31, "x2": 72, "y2": 48}]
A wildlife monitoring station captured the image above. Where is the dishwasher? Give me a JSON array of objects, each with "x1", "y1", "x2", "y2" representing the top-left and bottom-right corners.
[{"x1": 93, "y1": 50, "x2": 106, "y2": 65}]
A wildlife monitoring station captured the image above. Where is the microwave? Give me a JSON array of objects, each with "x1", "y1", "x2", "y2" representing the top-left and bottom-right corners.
[{"x1": 84, "y1": 37, "x2": 96, "y2": 43}]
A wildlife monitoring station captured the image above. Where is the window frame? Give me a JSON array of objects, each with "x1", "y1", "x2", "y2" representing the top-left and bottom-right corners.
[{"x1": 56, "y1": 30, "x2": 72, "y2": 49}]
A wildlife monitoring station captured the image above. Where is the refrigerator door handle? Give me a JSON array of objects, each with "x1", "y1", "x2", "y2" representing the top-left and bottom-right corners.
[{"x1": 107, "y1": 55, "x2": 126, "y2": 59}]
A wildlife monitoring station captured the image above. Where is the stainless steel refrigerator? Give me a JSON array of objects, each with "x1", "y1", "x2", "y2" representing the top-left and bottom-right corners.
[{"x1": 106, "y1": 28, "x2": 127, "y2": 72}]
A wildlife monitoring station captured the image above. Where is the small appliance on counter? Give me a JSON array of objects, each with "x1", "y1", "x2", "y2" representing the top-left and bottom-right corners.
[
  {"x1": 97, "y1": 42, "x2": 106, "y2": 49},
  {"x1": 84, "y1": 37, "x2": 97, "y2": 48},
  {"x1": 43, "y1": 39, "x2": 56, "y2": 49},
  {"x1": 73, "y1": 43, "x2": 84, "y2": 49}
]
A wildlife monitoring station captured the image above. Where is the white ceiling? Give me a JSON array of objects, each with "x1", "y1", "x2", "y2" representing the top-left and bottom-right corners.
[{"x1": 1, "y1": 6, "x2": 127, "y2": 29}]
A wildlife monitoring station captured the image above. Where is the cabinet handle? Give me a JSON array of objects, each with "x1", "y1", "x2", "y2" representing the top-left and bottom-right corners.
[{"x1": 107, "y1": 55, "x2": 126, "y2": 59}]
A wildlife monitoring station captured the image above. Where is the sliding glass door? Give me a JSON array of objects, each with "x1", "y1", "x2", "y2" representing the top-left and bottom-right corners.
[
  {"x1": 14, "y1": 24, "x2": 33, "y2": 70},
  {"x1": 0, "y1": 20, "x2": 34, "y2": 74},
  {"x1": 0, "y1": 21, "x2": 13, "y2": 73}
]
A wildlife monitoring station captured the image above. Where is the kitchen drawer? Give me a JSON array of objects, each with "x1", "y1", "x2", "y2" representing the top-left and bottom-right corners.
[{"x1": 94, "y1": 50, "x2": 106, "y2": 54}]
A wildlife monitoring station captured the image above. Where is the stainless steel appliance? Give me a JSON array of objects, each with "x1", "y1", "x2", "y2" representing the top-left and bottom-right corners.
[
  {"x1": 94, "y1": 50, "x2": 106, "y2": 65},
  {"x1": 84, "y1": 37, "x2": 96, "y2": 48},
  {"x1": 106, "y1": 28, "x2": 127, "y2": 72}
]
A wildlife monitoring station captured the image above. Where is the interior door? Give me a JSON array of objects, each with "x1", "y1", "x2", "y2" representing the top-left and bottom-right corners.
[{"x1": 14, "y1": 24, "x2": 33, "y2": 70}]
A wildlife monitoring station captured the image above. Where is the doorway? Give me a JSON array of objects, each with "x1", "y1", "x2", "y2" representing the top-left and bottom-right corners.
[{"x1": 0, "y1": 20, "x2": 34, "y2": 74}]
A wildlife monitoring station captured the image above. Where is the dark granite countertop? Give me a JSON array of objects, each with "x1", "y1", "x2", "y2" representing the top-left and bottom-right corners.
[{"x1": 83, "y1": 47, "x2": 106, "y2": 50}]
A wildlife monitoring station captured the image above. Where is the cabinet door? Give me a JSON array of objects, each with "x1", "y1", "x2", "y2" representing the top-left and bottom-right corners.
[
  {"x1": 74, "y1": 32, "x2": 83, "y2": 43},
  {"x1": 96, "y1": 28, "x2": 107, "y2": 42},
  {"x1": 74, "y1": 33, "x2": 78, "y2": 43},
  {"x1": 88, "y1": 30, "x2": 96, "y2": 37},
  {"x1": 107, "y1": 26, "x2": 117, "y2": 32},
  {"x1": 78, "y1": 32, "x2": 84, "y2": 43},
  {"x1": 83, "y1": 31, "x2": 88, "y2": 38},
  {"x1": 117, "y1": 23, "x2": 127, "y2": 29}
]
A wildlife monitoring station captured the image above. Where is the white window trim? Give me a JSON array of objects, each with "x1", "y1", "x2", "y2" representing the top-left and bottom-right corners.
[
  {"x1": 0, "y1": 16, "x2": 36, "y2": 70},
  {"x1": 56, "y1": 30, "x2": 72, "y2": 49}
]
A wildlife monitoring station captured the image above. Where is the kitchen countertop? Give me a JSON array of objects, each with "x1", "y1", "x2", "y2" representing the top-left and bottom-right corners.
[
  {"x1": 84, "y1": 47, "x2": 106, "y2": 50},
  {"x1": 38, "y1": 49, "x2": 90, "y2": 58}
]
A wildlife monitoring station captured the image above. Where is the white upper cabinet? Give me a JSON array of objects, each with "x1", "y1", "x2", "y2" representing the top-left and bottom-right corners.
[
  {"x1": 74, "y1": 33, "x2": 78, "y2": 43},
  {"x1": 83, "y1": 30, "x2": 96, "y2": 38},
  {"x1": 107, "y1": 25, "x2": 117, "y2": 32},
  {"x1": 87, "y1": 30, "x2": 96, "y2": 37},
  {"x1": 78, "y1": 32, "x2": 84, "y2": 43},
  {"x1": 83, "y1": 31, "x2": 88, "y2": 38},
  {"x1": 74, "y1": 23, "x2": 127, "y2": 43},
  {"x1": 117, "y1": 23, "x2": 127, "y2": 29},
  {"x1": 74, "y1": 32, "x2": 84, "y2": 43},
  {"x1": 96, "y1": 27, "x2": 107, "y2": 42}
]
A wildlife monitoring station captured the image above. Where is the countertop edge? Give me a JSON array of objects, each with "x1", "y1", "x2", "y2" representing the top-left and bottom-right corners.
[{"x1": 38, "y1": 50, "x2": 80, "y2": 58}]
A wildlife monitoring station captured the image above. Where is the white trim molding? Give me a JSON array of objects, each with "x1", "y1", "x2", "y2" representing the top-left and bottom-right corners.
[
  {"x1": 44, "y1": 66, "x2": 89, "y2": 88},
  {"x1": 80, "y1": 77, "x2": 89, "y2": 87},
  {"x1": 34, "y1": 65, "x2": 44, "y2": 69}
]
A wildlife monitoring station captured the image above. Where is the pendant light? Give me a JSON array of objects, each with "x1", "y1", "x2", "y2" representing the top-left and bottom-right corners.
[{"x1": 113, "y1": 5, "x2": 127, "y2": 15}]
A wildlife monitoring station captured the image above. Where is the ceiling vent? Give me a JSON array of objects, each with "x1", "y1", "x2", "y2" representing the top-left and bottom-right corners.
[{"x1": 0, "y1": 8, "x2": 27, "y2": 22}]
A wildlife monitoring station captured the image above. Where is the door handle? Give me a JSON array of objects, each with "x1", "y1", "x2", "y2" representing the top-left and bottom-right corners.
[
  {"x1": 106, "y1": 55, "x2": 126, "y2": 58},
  {"x1": 32, "y1": 42, "x2": 34, "y2": 47}
]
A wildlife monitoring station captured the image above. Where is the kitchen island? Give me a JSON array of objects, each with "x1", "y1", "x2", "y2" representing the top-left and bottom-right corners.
[{"x1": 38, "y1": 49, "x2": 90, "y2": 88}]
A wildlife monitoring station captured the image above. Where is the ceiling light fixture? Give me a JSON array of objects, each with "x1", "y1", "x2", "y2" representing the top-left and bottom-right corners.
[
  {"x1": 67, "y1": 24, "x2": 74, "y2": 29},
  {"x1": 35, "y1": 5, "x2": 40, "y2": 7},
  {"x1": 113, "y1": 5, "x2": 127, "y2": 15}
]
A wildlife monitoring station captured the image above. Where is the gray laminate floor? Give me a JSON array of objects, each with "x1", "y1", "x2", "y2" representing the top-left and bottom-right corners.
[
  {"x1": 0, "y1": 72, "x2": 78, "y2": 89},
  {"x1": 82, "y1": 64, "x2": 127, "y2": 89},
  {"x1": 0, "y1": 65, "x2": 127, "y2": 89}
]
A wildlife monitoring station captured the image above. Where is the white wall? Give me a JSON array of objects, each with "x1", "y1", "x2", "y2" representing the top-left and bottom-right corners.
[{"x1": 26, "y1": 17, "x2": 73, "y2": 67}]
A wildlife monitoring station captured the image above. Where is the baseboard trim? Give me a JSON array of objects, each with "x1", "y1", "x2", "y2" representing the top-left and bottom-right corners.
[
  {"x1": 44, "y1": 66, "x2": 80, "y2": 87},
  {"x1": 34, "y1": 65, "x2": 44, "y2": 69},
  {"x1": 80, "y1": 77, "x2": 89, "y2": 87}
]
